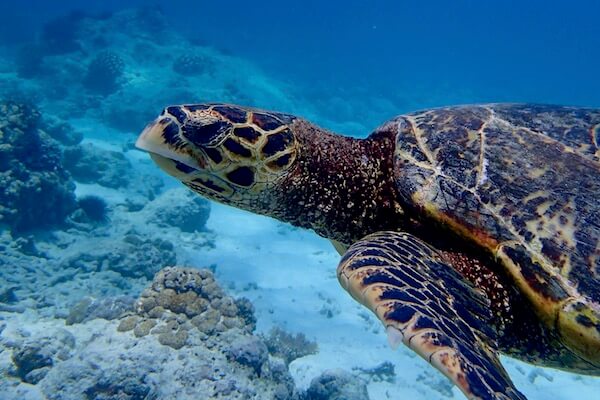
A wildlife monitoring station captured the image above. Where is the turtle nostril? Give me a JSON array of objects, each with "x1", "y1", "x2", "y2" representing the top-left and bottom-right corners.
[{"x1": 182, "y1": 120, "x2": 232, "y2": 147}]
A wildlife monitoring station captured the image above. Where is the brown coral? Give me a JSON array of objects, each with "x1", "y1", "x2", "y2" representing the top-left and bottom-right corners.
[{"x1": 120, "y1": 267, "x2": 254, "y2": 349}]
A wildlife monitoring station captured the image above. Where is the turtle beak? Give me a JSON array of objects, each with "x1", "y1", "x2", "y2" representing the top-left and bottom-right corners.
[{"x1": 136, "y1": 117, "x2": 202, "y2": 172}]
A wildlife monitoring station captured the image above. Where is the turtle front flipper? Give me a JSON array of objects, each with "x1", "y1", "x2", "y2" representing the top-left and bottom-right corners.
[{"x1": 337, "y1": 231, "x2": 526, "y2": 400}]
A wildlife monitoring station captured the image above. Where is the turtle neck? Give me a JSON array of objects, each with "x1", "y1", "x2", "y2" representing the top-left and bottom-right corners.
[{"x1": 270, "y1": 119, "x2": 405, "y2": 244}]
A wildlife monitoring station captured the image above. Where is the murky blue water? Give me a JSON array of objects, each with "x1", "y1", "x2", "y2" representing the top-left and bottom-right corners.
[{"x1": 0, "y1": 1, "x2": 598, "y2": 399}]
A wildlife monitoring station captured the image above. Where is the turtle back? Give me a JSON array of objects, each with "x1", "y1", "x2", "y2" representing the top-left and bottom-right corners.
[{"x1": 387, "y1": 104, "x2": 600, "y2": 360}]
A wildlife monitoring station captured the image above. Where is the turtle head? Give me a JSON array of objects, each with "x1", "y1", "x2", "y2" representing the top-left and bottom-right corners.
[{"x1": 136, "y1": 103, "x2": 299, "y2": 210}]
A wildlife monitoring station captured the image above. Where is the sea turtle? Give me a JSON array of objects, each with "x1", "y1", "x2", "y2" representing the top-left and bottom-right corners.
[{"x1": 136, "y1": 103, "x2": 600, "y2": 399}]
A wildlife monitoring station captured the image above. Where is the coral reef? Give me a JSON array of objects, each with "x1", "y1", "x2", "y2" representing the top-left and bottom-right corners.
[
  {"x1": 262, "y1": 326, "x2": 318, "y2": 366},
  {"x1": 62, "y1": 143, "x2": 131, "y2": 189},
  {"x1": 304, "y1": 369, "x2": 370, "y2": 400},
  {"x1": 83, "y1": 51, "x2": 125, "y2": 95},
  {"x1": 42, "y1": 116, "x2": 82, "y2": 146},
  {"x1": 76, "y1": 195, "x2": 110, "y2": 223},
  {"x1": 119, "y1": 267, "x2": 253, "y2": 349},
  {"x1": 5, "y1": 8, "x2": 297, "y2": 133},
  {"x1": 1, "y1": 266, "x2": 301, "y2": 400},
  {"x1": 234, "y1": 297, "x2": 257, "y2": 332},
  {"x1": 140, "y1": 187, "x2": 211, "y2": 232},
  {"x1": 0, "y1": 101, "x2": 76, "y2": 232},
  {"x1": 172, "y1": 53, "x2": 212, "y2": 76}
]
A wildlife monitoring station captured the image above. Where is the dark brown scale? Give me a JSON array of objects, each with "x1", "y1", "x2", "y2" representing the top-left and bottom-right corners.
[
  {"x1": 262, "y1": 129, "x2": 294, "y2": 157},
  {"x1": 191, "y1": 178, "x2": 226, "y2": 193},
  {"x1": 185, "y1": 104, "x2": 210, "y2": 112},
  {"x1": 165, "y1": 106, "x2": 187, "y2": 123},
  {"x1": 226, "y1": 167, "x2": 255, "y2": 187},
  {"x1": 182, "y1": 120, "x2": 232, "y2": 146},
  {"x1": 504, "y1": 245, "x2": 569, "y2": 302},
  {"x1": 234, "y1": 126, "x2": 262, "y2": 143},
  {"x1": 252, "y1": 112, "x2": 283, "y2": 130},
  {"x1": 203, "y1": 147, "x2": 223, "y2": 164},
  {"x1": 161, "y1": 120, "x2": 187, "y2": 150},
  {"x1": 267, "y1": 153, "x2": 292, "y2": 170},
  {"x1": 174, "y1": 160, "x2": 196, "y2": 174},
  {"x1": 223, "y1": 138, "x2": 252, "y2": 158},
  {"x1": 213, "y1": 105, "x2": 248, "y2": 123}
]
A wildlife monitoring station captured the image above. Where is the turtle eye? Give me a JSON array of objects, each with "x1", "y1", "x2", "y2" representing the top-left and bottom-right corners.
[{"x1": 182, "y1": 119, "x2": 232, "y2": 147}]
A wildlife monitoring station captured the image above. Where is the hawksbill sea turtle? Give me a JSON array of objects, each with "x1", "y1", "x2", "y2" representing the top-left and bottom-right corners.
[{"x1": 136, "y1": 103, "x2": 600, "y2": 399}]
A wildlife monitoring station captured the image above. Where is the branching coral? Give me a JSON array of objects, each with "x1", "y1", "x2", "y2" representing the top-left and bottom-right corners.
[{"x1": 262, "y1": 326, "x2": 318, "y2": 365}]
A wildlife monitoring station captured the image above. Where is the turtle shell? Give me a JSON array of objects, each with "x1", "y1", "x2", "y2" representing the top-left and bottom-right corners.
[{"x1": 389, "y1": 104, "x2": 600, "y2": 361}]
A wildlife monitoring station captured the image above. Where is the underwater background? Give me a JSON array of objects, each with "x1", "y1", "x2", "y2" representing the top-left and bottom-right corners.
[{"x1": 0, "y1": 1, "x2": 599, "y2": 399}]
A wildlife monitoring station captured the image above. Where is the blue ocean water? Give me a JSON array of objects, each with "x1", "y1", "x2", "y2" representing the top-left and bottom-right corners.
[{"x1": 0, "y1": 1, "x2": 598, "y2": 400}]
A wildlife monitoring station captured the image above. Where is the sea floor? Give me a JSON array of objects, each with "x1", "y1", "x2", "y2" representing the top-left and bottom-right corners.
[{"x1": 202, "y1": 203, "x2": 600, "y2": 400}]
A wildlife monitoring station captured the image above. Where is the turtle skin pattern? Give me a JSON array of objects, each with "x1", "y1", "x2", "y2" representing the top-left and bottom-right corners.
[
  {"x1": 388, "y1": 104, "x2": 600, "y2": 363},
  {"x1": 338, "y1": 231, "x2": 526, "y2": 400}
]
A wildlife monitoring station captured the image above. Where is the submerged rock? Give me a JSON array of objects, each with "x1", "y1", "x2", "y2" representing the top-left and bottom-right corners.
[
  {"x1": 12, "y1": 344, "x2": 54, "y2": 384},
  {"x1": 225, "y1": 336, "x2": 269, "y2": 375},
  {"x1": 62, "y1": 143, "x2": 131, "y2": 189},
  {"x1": 74, "y1": 195, "x2": 110, "y2": 224},
  {"x1": 8, "y1": 329, "x2": 76, "y2": 385},
  {"x1": 64, "y1": 234, "x2": 177, "y2": 280},
  {"x1": 262, "y1": 327, "x2": 318, "y2": 366},
  {"x1": 66, "y1": 296, "x2": 135, "y2": 325},
  {"x1": 305, "y1": 369, "x2": 370, "y2": 400},
  {"x1": 140, "y1": 187, "x2": 211, "y2": 232}
]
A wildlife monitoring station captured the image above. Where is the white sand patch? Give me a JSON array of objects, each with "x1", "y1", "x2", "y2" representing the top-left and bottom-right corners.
[{"x1": 176, "y1": 201, "x2": 600, "y2": 400}]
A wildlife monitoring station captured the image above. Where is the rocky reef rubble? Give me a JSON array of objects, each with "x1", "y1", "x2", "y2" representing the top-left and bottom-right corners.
[
  {"x1": 138, "y1": 187, "x2": 212, "y2": 233},
  {"x1": 0, "y1": 266, "x2": 304, "y2": 399},
  {"x1": 0, "y1": 265, "x2": 370, "y2": 399},
  {"x1": 303, "y1": 369, "x2": 370, "y2": 400},
  {"x1": 62, "y1": 143, "x2": 132, "y2": 189},
  {"x1": 262, "y1": 326, "x2": 319, "y2": 366},
  {"x1": 0, "y1": 186, "x2": 213, "y2": 317}
]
